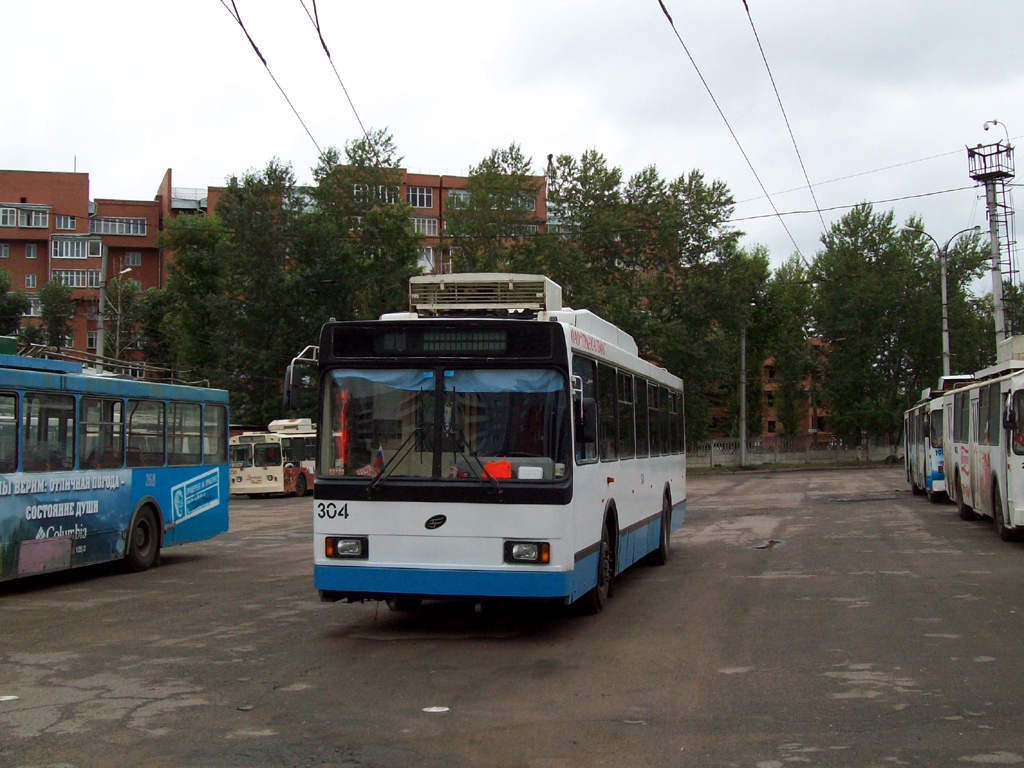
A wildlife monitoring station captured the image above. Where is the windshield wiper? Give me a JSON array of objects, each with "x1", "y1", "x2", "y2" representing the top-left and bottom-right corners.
[
  {"x1": 366, "y1": 427, "x2": 421, "y2": 493},
  {"x1": 447, "y1": 425, "x2": 503, "y2": 494}
]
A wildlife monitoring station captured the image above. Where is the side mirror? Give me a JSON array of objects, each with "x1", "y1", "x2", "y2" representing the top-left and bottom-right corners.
[
  {"x1": 283, "y1": 364, "x2": 302, "y2": 411},
  {"x1": 1004, "y1": 408, "x2": 1016, "y2": 431}
]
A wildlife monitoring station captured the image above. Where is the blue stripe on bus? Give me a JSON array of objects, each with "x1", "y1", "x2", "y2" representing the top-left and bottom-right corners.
[
  {"x1": 316, "y1": 498, "x2": 688, "y2": 603},
  {"x1": 314, "y1": 563, "x2": 574, "y2": 599}
]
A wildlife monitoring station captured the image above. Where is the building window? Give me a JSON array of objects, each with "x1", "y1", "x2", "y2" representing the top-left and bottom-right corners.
[
  {"x1": 25, "y1": 243, "x2": 36, "y2": 259},
  {"x1": 766, "y1": 366, "x2": 775, "y2": 381},
  {"x1": 25, "y1": 274, "x2": 36, "y2": 289},
  {"x1": 88, "y1": 270, "x2": 102, "y2": 288},
  {"x1": 0, "y1": 208, "x2": 15, "y2": 227},
  {"x1": 26, "y1": 296, "x2": 41, "y2": 317},
  {"x1": 88, "y1": 216, "x2": 147, "y2": 236},
  {"x1": 124, "y1": 251, "x2": 142, "y2": 267},
  {"x1": 55, "y1": 215, "x2": 76, "y2": 230},
  {"x1": 352, "y1": 184, "x2": 398, "y2": 204},
  {"x1": 412, "y1": 217, "x2": 438, "y2": 236},
  {"x1": 418, "y1": 246, "x2": 435, "y2": 273},
  {"x1": 767, "y1": 420, "x2": 776, "y2": 433},
  {"x1": 448, "y1": 189, "x2": 470, "y2": 208},
  {"x1": 51, "y1": 269, "x2": 89, "y2": 288},
  {"x1": 406, "y1": 186, "x2": 433, "y2": 208},
  {"x1": 87, "y1": 331, "x2": 98, "y2": 351},
  {"x1": 517, "y1": 193, "x2": 537, "y2": 212},
  {"x1": 18, "y1": 209, "x2": 48, "y2": 228},
  {"x1": 0, "y1": 243, "x2": 7, "y2": 258},
  {"x1": 51, "y1": 239, "x2": 94, "y2": 259}
]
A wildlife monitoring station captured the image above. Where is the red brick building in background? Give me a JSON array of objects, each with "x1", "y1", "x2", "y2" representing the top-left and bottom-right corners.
[{"x1": 1, "y1": 166, "x2": 547, "y2": 361}]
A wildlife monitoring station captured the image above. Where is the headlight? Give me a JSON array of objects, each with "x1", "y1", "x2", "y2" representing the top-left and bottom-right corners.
[
  {"x1": 504, "y1": 541, "x2": 550, "y2": 564},
  {"x1": 325, "y1": 536, "x2": 368, "y2": 559}
]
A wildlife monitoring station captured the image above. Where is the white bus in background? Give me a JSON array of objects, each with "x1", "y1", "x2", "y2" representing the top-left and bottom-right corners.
[
  {"x1": 904, "y1": 375, "x2": 972, "y2": 503},
  {"x1": 284, "y1": 273, "x2": 686, "y2": 614},
  {"x1": 944, "y1": 337, "x2": 1024, "y2": 541},
  {"x1": 229, "y1": 418, "x2": 316, "y2": 497}
]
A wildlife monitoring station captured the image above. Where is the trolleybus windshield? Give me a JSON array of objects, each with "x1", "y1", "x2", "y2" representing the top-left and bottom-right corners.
[{"x1": 320, "y1": 367, "x2": 570, "y2": 482}]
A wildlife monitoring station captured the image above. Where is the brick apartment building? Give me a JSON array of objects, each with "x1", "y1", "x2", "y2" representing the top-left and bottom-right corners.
[{"x1": 0, "y1": 166, "x2": 546, "y2": 360}]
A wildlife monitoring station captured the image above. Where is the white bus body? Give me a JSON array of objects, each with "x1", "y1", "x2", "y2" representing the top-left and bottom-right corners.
[
  {"x1": 904, "y1": 376, "x2": 972, "y2": 503},
  {"x1": 291, "y1": 274, "x2": 686, "y2": 612},
  {"x1": 229, "y1": 418, "x2": 315, "y2": 497},
  {"x1": 944, "y1": 357, "x2": 1024, "y2": 540}
]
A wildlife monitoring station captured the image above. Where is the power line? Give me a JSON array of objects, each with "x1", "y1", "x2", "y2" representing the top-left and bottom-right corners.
[
  {"x1": 295, "y1": 0, "x2": 379, "y2": 163},
  {"x1": 732, "y1": 185, "x2": 977, "y2": 223},
  {"x1": 656, "y1": 0, "x2": 806, "y2": 262},
  {"x1": 741, "y1": 0, "x2": 827, "y2": 233},
  {"x1": 218, "y1": 0, "x2": 325, "y2": 160}
]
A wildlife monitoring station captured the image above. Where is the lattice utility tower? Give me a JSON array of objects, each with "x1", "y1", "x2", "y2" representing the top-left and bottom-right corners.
[{"x1": 968, "y1": 132, "x2": 1016, "y2": 344}]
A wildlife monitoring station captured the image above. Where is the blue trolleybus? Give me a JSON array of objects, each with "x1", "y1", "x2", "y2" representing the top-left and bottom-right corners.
[
  {"x1": 286, "y1": 274, "x2": 686, "y2": 614},
  {"x1": 0, "y1": 352, "x2": 229, "y2": 581}
]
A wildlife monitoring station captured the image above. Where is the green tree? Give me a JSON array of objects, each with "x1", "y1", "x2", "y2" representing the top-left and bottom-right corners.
[
  {"x1": 0, "y1": 270, "x2": 30, "y2": 336},
  {"x1": 444, "y1": 143, "x2": 543, "y2": 273},
  {"x1": 811, "y1": 205, "x2": 978, "y2": 442},
  {"x1": 39, "y1": 278, "x2": 74, "y2": 349},
  {"x1": 764, "y1": 256, "x2": 814, "y2": 436},
  {"x1": 103, "y1": 275, "x2": 142, "y2": 360},
  {"x1": 543, "y1": 151, "x2": 754, "y2": 442}
]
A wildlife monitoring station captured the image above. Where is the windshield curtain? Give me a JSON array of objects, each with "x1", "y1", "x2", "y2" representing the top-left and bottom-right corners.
[{"x1": 320, "y1": 368, "x2": 569, "y2": 481}]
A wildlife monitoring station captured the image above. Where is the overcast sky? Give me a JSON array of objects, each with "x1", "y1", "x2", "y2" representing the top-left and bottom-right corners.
[{"x1": 5, "y1": 1, "x2": 1023, "y2": 269}]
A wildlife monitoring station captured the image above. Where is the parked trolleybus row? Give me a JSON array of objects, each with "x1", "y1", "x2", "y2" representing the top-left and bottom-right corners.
[
  {"x1": 284, "y1": 273, "x2": 687, "y2": 614},
  {"x1": 905, "y1": 337, "x2": 1024, "y2": 541}
]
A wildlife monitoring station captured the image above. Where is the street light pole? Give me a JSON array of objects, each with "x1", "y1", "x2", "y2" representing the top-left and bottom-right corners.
[{"x1": 904, "y1": 226, "x2": 981, "y2": 379}]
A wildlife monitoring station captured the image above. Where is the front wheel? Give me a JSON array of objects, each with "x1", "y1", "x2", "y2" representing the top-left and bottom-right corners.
[
  {"x1": 994, "y1": 486, "x2": 1017, "y2": 542},
  {"x1": 577, "y1": 524, "x2": 613, "y2": 615},
  {"x1": 125, "y1": 507, "x2": 159, "y2": 572}
]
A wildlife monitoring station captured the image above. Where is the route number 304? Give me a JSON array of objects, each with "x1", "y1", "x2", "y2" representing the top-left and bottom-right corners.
[{"x1": 316, "y1": 502, "x2": 349, "y2": 520}]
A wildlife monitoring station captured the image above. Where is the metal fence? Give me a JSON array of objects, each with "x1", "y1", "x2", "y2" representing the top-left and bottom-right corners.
[{"x1": 687, "y1": 435, "x2": 900, "y2": 469}]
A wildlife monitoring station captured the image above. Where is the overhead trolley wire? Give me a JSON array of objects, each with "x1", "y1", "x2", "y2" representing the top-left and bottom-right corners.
[
  {"x1": 296, "y1": 0, "x2": 375, "y2": 154},
  {"x1": 218, "y1": 0, "x2": 325, "y2": 161},
  {"x1": 656, "y1": 0, "x2": 806, "y2": 263},
  {"x1": 741, "y1": 0, "x2": 827, "y2": 233}
]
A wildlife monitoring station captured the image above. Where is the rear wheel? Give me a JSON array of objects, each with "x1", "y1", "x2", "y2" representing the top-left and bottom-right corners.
[
  {"x1": 294, "y1": 473, "x2": 307, "y2": 497},
  {"x1": 125, "y1": 506, "x2": 159, "y2": 572},
  {"x1": 911, "y1": 482, "x2": 925, "y2": 496}
]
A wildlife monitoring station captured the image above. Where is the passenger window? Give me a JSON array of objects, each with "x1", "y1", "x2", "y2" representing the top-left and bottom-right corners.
[
  {"x1": 0, "y1": 392, "x2": 16, "y2": 473},
  {"x1": 22, "y1": 392, "x2": 75, "y2": 472},
  {"x1": 597, "y1": 363, "x2": 618, "y2": 461},
  {"x1": 80, "y1": 397, "x2": 124, "y2": 469},
  {"x1": 127, "y1": 399, "x2": 165, "y2": 467}
]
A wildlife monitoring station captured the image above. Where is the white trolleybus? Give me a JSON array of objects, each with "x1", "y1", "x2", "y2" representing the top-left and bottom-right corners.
[
  {"x1": 904, "y1": 375, "x2": 972, "y2": 503},
  {"x1": 0, "y1": 350, "x2": 229, "y2": 581},
  {"x1": 284, "y1": 274, "x2": 686, "y2": 613},
  {"x1": 938, "y1": 338, "x2": 1024, "y2": 541},
  {"x1": 229, "y1": 418, "x2": 316, "y2": 497}
]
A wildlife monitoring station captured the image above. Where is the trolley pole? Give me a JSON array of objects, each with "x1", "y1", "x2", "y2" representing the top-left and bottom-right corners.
[{"x1": 739, "y1": 324, "x2": 747, "y2": 467}]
